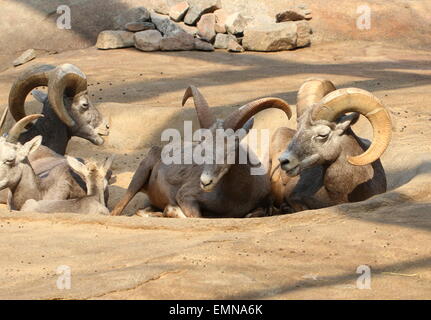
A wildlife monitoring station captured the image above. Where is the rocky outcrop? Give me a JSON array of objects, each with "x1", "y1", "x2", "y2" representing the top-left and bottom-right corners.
[
  {"x1": 134, "y1": 30, "x2": 163, "y2": 51},
  {"x1": 96, "y1": 31, "x2": 135, "y2": 50}
]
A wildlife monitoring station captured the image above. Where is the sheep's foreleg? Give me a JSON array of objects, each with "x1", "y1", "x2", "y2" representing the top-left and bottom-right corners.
[{"x1": 111, "y1": 146, "x2": 161, "y2": 216}]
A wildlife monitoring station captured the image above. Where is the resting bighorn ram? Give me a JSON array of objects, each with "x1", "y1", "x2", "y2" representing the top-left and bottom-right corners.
[
  {"x1": 271, "y1": 78, "x2": 392, "y2": 212},
  {"x1": 0, "y1": 115, "x2": 92, "y2": 210},
  {"x1": 111, "y1": 86, "x2": 292, "y2": 218},
  {"x1": 0, "y1": 64, "x2": 111, "y2": 203},
  {"x1": 22, "y1": 156, "x2": 113, "y2": 215},
  {"x1": 7, "y1": 63, "x2": 110, "y2": 155}
]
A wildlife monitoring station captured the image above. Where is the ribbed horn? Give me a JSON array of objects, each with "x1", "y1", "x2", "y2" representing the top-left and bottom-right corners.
[
  {"x1": 297, "y1": 78, "x2": 336, "y2": 118},
  {"x1": 223, "y1": 98, "x2": 292, "y2": 130},
  {"x1": 48, "y1": 64, "x2": 88, "y2": 127},
  {"x1": 312, "y1": 88, "x2": 392, "y2": 166},
  {"x1": 7, "y1": 114, "x2": 44, "y2": 143},
  {"x1": 182, "y1": 86, "x2": 216, "y2": 129},
  {"x1": 8, "y1": 64, "x2": 55, "y2": 122}
]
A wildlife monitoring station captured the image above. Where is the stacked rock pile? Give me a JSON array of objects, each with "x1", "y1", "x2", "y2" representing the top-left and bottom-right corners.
[{"x1": 96, "y1": 2, "x2": 312, "y2": 53}]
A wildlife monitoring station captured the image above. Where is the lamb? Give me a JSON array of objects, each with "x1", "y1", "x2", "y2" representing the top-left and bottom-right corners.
[
  {"x1": 271, "y1": 78, "x2": 392, "y2": 212},
  {"x1": 21, "y1": 156, "x2": 113, "y2": 215},
  {"x1": 111, "y1": 86, "x2": 292, "y2": 218},
  {"x1": 0, "y1": 115, "x2": 91, "y2": 210}
]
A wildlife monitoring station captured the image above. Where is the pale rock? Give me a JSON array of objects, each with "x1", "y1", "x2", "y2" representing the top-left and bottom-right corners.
[
  {"x1": 276, "y1": 8, "x2": 312, "y2": 22},
  {"x1": 150, "y1": 11, "x2": 183, "y2": 35},
  {"x1": 213, "y1": 33, "x2": 237, "y2": 49},
  {"x1": 169, "y1": 1, "x2": 189, "y2": 22},
  {"x1": 227, "y1": 38, "x2": 244, "y2": 52},
  {"x1": 242, "y1": 22, "x2": 298, "y2": 52},
  {"x1": 96, "y1": 31, "x2": 135, "y2": 49},
  {"x1": 113, "y1": 7, "x2": 150, "y2": 30},
  {"x1": 184, "y1": 0, "x2": 221, "y2": 26},
  {"x1": 194, "y1": 39, "x2": 215, "y2": 51},
  {"x1": 225, "y1": 12, "x2": 252, "y2": 35},
  {"x1": 197, "y1": 13, "x2": 216, "y2": 42},
  {"x1": 177, "y1": 22, "x2": 198, "y2": 36},
  {"x1": 160, "y1": 30, "x2": 195, "y2": 51},
  {"x1": 134, "y1": 30, "x2": 163, "y2": 51},
  {"x1": 125, "y1": 22, "x2": 155, "y2": 32},
  {"x1": 214, "y1": 9, "x2": 229, "y2": 33},
  {"x1": 155, "y1": 0, "x2": 184, "y2": 15},
  {"x1": 295, "y1": 20, "x2": 311, "y2": 47},
  {"x1": 13, "y1": 49, "x2": 36, "y2": 67}
]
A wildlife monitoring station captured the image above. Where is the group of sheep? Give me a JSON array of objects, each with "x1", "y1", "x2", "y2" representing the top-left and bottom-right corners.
[{"x1": 0, "y1": 63, "x2": 392, "y2": 218}]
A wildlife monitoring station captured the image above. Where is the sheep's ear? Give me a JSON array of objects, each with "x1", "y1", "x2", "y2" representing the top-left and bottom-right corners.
[
  {"x1": 66, "y1": 156, "x2": 87, "y2": 177},
  {"x1": 32, "y1": 90, "x2": 48, "y2": 104},
  {"x1": 103, "y1": 156, "x2": 114, "y2": 173},
  {"x1": 17, "y1": 136, "x2": 42, "y2": 161},
  {"x1": 242, "y1": 118, "x2": 254, "y2": 133},
  {"x1": 235, "y1": 118, "x2": 254, "y2": 143},
  {"x1": 335, "y1": 112, "x2": 360, "y2": 135}
]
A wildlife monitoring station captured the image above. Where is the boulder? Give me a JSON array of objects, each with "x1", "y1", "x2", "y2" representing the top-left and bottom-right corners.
[
  {"x1": 160, "y1": 30, "x2": 195, "y2": 51},
  {"x1": 169, "y1": 1, "x2": 189, "y2": 22},
  {"x1": 276, "y1": 7, "x2": 312, "y2": 22},
  {"x1": 194, "y1": 39, "x2": 215, "y2": 51},
  {"x1": 213, "y1": 33, "x2": 237, "y2": 49},
  {"x1": 295, "y1": 20, "x2": 311, "y2": 48},
  {"x1": 183, "y1": 0, "x2": 221, "y2": 26},
  {"x1": 13, "y1": 49, "x2": 36, "y2": 67},
  {"x1": 113, "y1": 7, "x2": 150, "y2": 30},
  {"x1": 197, "y1": 13, "x2": 216, "y2": 42},
  {"x1": 177, "y1": 22, "x2": 198, "y2": 36},
  {"x1": 96, "y1": 30, "x2": 135, "y2": 49},
  {"x1": 242, "y1": 22, "x2": 298, "y2": 52},
  {"x1": 214, "y1": 9, "x2": 229, "y2": 33},
  {"x1": 247, "y1": 14, "x2": 274, "y2": 28},
  {"x1": 125, "y1": 22, "x2": 155, "y2": 32},
  {"x1": 134, "y1": 30, "x2": 163, "y2": 51},
  {"x1": 150, "y1": 11, "x2": 183, "y2": 35},
  {"x1": 227, "y1": 39, "x2": 244, "y2": 53},
  {"x1": 225, "y1": 12, "x2": 252, "y2": 35},
  {"x1": 154, "y1": 0, "x2": 184, "y2": 15}
]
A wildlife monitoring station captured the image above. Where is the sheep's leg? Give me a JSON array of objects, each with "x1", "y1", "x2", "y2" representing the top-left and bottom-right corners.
[
  {"x1": 245, "y1": 207, "x2": 268, "y2": 218},
  {"x1": 136, "y1": 206, "x2": 163, "y2": 218},
  {"x1": 163, "y1": 205, "x2": 188, "y2": 218},
  {"x1": 175, "y1": 197, "x2": 202, "y2": 218},
  {"x1": 287, "y1": 195, "x2": 334, "y2": 212},
  {"x1": 111, "y1": 146, "x2": 161, "y2": 216}
]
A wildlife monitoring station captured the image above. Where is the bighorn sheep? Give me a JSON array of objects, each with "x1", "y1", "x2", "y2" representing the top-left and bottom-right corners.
[
  {"x1": 271, "y1": 78, "x2": 392, "y2": 212},
  {"x1": 0, "y1": 115, "x2": 90, "y2": 210},
  {"x1": 111, "y1": 86, "x2": 292, "y2": 218},
  {"x1": 0, "y1": 63, "x2": 111, "y2": 203},
  {"x1": 7, "y1": 63, "x2": 110, "y2": 155},
  {"x1": 21, "y1": 156, "x2": 113, "y2": 215}
]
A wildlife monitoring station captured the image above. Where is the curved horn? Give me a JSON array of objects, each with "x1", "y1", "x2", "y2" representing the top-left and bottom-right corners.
[
  {"x1": 48, "y1": 64, "x2": 88, "y2": 127},
  {"x1": 223, "y1": 98, "x2": 292, "y2": 130},
  {"x1": 8, "y1": 64, "x2": 56, "y2": 122},
  {"x1": 297, "y1": 78, "x2": 336, "y2": 118},
  {"x1": 7, "y1": 114, "x2": 44, "y2": 143},
  {"x1": 182, "y1": 86, "x2": 216, "y2": 129},
  {"x1": 312, "y1": 88, "x2": 392, "y2": 166}
]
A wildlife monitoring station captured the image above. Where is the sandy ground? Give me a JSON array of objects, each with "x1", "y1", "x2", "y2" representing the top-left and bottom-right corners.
[{"x1": 0, "y1": 40, "x2": 430, "y2": 299}]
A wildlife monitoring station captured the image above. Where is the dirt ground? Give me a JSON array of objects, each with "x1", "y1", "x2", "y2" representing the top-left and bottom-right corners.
[{"x1": 0, "y1": 40, "x2": 430, "y2": 299}]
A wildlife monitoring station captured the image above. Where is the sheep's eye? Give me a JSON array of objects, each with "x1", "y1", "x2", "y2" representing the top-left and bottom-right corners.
[
  {"x1": 80, "y1": 103, "x2": 89, "y2": 110},
  {"x1": 315, "y1": 133, "x2": 329, "y2": 141}
]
